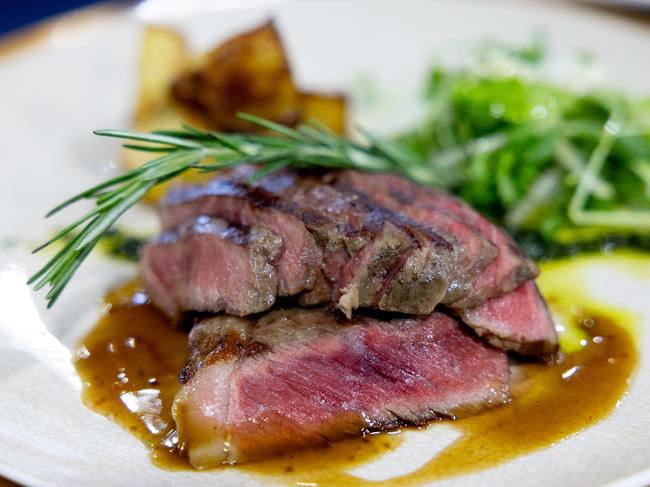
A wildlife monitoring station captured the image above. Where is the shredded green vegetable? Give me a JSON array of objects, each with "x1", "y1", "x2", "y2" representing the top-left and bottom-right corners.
[{"x1": 400, "y1": 39, "x2": 650, "y2": 257}]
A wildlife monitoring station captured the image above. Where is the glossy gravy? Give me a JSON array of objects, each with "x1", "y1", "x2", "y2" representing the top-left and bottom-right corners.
[{"x1": 74, "y1": 256, "x2": 639, "y2": 485}]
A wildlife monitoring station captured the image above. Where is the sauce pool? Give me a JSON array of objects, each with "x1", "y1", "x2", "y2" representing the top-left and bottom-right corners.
[
  {"x1": 74, "y1": 255, "x2": 641, "y2": 485},
  {"x1": 74, "y1": 282, "x2": 188, "y2": 468}
]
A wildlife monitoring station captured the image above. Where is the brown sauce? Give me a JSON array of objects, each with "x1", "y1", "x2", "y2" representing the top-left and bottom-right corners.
[
  {"x1": 74, "y1": 271, "x2": 638, "y2": 485},
  {"x1": 74, "y1": 282, "x2": 188, "y2": 468}
]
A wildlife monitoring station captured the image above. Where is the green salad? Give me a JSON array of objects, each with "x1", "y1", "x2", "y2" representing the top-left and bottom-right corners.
[{"x1": 399, "y1": 39, "x2": 650, "y2": 259}]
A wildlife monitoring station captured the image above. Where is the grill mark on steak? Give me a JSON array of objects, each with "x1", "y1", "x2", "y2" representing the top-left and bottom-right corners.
[
  {"x1": 332, "y1": 171, "x2": 499, "y2": 305},
  {"x1": 254, "y1": 171, "x2": 459, "y2": 316},
  {"x1": 157, "y1": 215, "x2": 251, "y2": 246},
  {"x1": 409, "y1": 186, "x2": 538, "y2": 307},
  {"x1": 141, "y1": 216, "x2": 282, "y2": 318},
  {"x1": 173, "y1": 308, "x2": 510, "y2": 467},
  {"x1": 336, "y1": 171, "x2": 538, "y2": 307},
  {"x1": 335, "y1": 219, "x2": 419, "y2": 315}
]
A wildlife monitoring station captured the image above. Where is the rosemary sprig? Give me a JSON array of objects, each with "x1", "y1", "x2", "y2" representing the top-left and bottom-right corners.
[{"x1": 30, "y1": 114, "x2": 434, "y2": 307}]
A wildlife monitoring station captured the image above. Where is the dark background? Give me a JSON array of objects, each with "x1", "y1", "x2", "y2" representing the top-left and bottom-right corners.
[{"x1": 1, "y1": 0, "x2": 103, "y2": 35}]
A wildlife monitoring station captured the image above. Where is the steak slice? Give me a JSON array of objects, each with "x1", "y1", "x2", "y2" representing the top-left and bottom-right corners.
[
  {"x1": 337, "y1": 171, "x2": 538, "y2": 308},
  {"x1": 161, "y1": 178, "x2": 322, "y2": 297},
  {"x1": 460, "y1": 281, "x2": 558, "y2": 358},
  {"x1": 173, "y1": 308, "x2": 510, "y2": 467},
  {"x1": 141, "y1": 216, "x2": 282, "y2": 317},
  {"x1": 271, "y1": 175, "x2": 459, "y2": 316},
  {"x1": 333, "y1": 171, "x2": 498, "y2": 303}
]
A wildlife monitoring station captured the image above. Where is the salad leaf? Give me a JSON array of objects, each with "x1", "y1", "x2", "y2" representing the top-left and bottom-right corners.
[{"x1": 399, "y1": 39, "x2": 650, "y2": 258}]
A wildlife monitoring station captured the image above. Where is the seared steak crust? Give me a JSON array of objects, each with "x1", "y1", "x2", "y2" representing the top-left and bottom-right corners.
[
  {"x1": 333, "y1": 171, "x2": 556, "y2": 356},
  {"x1": 335, "y1": 171, "x2": 538, "y2": 308},
  {"x1": 332, "y1": 171, "x2": 498, "y2": 304},
  {"x1": 270, "y1": 174, "x2": 459, "y2": 316}
]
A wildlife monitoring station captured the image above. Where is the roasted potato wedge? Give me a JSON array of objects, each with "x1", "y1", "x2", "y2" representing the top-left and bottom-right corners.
[{"x1": 171, "y1": 21, "x2": 302, "y2": 132}]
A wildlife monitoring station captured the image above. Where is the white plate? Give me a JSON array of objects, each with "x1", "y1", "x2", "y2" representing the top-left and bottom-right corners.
[{"x1": 1, "y1": 1, "x2": 650, "y2": 486}]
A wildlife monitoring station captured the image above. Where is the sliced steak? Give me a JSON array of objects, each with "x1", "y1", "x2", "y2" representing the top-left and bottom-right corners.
[
  {"x1": 161, "y1": 178, "x2": 322, "y2": 297},
  {"x1": 141, "y1": 216, "x2": 282, "y2": 317},
  {"x1": 174, "y1": 308, "x2": 510, "y2": 467},
  {"x1": 163, "y1": 170, "x2": 462, "y2": 317},
  {"x1": 333, "y1": 171, "x2": 498, "y2": 303},
  {"x1": 460, "y1": 280, "x2": 558, "y2": 358},
  {"x1": 269, "y1": 174, "x2": 460, "y2": 316},
  {"x1": 337, "y1": 171, "x2": 538, "y2": 308}
]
